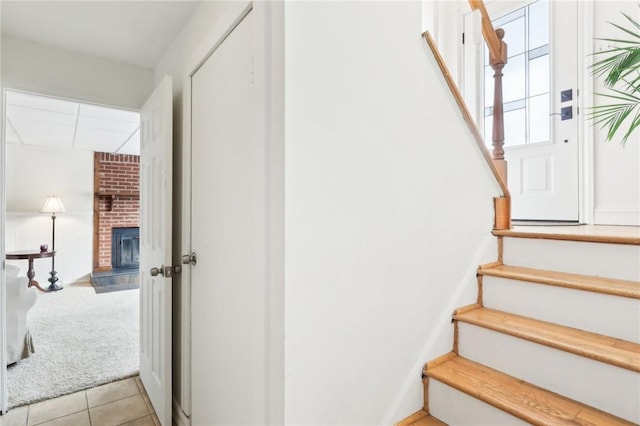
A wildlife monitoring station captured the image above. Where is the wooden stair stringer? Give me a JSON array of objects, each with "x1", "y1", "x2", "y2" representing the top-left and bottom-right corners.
[
  {"x1": 454, "y1": 307, "x2": 640, "y2": 372},
  {"x1": 425, "y1": 354, "x2": 636, "y2": 426}
]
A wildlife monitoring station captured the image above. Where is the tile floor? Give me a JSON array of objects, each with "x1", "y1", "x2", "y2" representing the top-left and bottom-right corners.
[{"x1": 0, "y1": 376, "x2": 158, "y2": 426}]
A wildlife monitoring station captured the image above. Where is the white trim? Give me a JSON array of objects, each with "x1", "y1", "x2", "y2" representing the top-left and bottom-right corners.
[
  {"x1": 578, "y1": 0, "x2": 595, "y2": 224},
  {"x1": 186, "y1": 1, "x2": 252, "y2": 78},
  {"x1": 173, "y1": 397, "x2": 190, "y2": 426},
  {"x1": 260, "y1": 2, "x2": 285, "y2": 424},
  {"x1": 594, "y1": 208, "x2": 640, "y2": 226},
  {"x1": 1, "y1": 90, "x2": 9, "y2": 415},
  {"x1": 3, "y1": 87, "x2": 140, "y2": 113},
  {"x1": 180, "y1": 69, "x2": 193, "y2": 418}
]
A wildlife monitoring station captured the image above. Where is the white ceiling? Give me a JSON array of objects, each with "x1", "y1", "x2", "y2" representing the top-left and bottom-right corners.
[
  {"x1": 1, "y1": 1, "x2": 201, "y2": 155},
  {"x1": 6, "y1": 91, "x2": 141, "y2": 155},
  {"x1": 1, "y1": 1, "x2": 201, "y2": 69}
]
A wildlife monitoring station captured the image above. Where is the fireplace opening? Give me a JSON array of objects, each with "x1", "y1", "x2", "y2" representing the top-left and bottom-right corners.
[{"x1": 112, "y1": 227, "x2": 140, "y2": 271}]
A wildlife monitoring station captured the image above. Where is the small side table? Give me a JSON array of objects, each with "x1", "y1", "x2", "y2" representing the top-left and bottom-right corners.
[{"x1": 6, "y1": 250, "x2": 58, "y2": 292}]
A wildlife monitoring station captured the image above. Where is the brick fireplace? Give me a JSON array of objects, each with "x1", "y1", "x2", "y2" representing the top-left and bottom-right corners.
[{"x1": 93, "y1": 153, "x2": 140, "y2": 272}]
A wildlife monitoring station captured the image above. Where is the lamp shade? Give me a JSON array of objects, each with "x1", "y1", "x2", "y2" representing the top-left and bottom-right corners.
[{"x1": 40, "y1": 196, "x2": 66, "y2": 214}]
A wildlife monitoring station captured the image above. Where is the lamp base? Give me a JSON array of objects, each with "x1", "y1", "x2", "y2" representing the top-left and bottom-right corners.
[{"x1": 47, "y1": 271, "x2": 63, "y2": 292}]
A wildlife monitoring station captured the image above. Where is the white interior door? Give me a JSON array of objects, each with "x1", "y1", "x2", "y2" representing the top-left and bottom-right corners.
[
  {"x1": 190, "y1": 9, "x2": 269, "y2": 425},
  {"x1": 139, "y1": 75, "x2": 172, "y2": 425},
  {"x1": 465, "y1": 0, "x2": 579, "y2": 221}
]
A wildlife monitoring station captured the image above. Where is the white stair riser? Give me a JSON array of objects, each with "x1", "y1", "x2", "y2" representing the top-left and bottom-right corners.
[
  {"x1": 502, "y1": 238, "x2": 640, "y2": 281},
  {"x1": 428, "y1": 379, "x2": 529, "y2": 425},
  {"x1": 458, "y1": 323, "x2": 640, "y2": 423},
  {"x1": 482, "y1": 276, "x2": 640, "y2": 343}
]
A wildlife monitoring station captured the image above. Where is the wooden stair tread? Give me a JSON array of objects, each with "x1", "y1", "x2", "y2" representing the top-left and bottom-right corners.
[
  {"x1": 395, "y1": 410, "x2": 447, "y2": 426},
  {"x1": 426, "y1": 354, "x2": 635, "y2": 425},
  {"x1": 454, "y1": 307, "x2": 640, "y2": 372},
  {"x1": 478, "y1": 264, "x2": 640, "y2": 299},
  {"x1": 412, "y1": 415, "x2": 446, "y2": 426},
  {"x1": 493, "y1": 227, "x2": 640, "y2": 245}
]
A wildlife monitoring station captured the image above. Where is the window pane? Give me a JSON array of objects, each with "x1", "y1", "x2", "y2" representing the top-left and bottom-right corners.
[
  {"x1": 501, "y1": 16, "x2": 526, "y2": 57},
  {"x1": 504, "y1": 108, "x2": 526, "y2": 147},
  {"x1": 529, "y1": 94, "x2": 550, "y2": 143},
  {"x1": 484, "y1": 115, "x2": 493, "y2": 147},
  {"x1": 484, "y1": 66, "x2": 494, "y2": 109},
  {"x1": 483, "y1": 0, "x2": 550, "y2": 146},
  {"x1": 502, "y1": 53, "x2": 525, "y2": 104},
  {"x1": 529, "y1": 54, "x2": 549, "y2": 97},
  {"x1": 529, "y1": 0, "x2": 549, "y2": 50}
]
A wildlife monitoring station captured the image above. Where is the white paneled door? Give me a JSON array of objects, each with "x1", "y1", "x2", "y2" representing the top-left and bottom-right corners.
[
  {"x1": 139, "y1": 76, "x2": 172, "y2": 425},
  {"x1": 465, "y1": 0, "x2": 580, "y2": 221},
  {"x1": 190, "y1": 8, "x2": 270, "y2": 425}
]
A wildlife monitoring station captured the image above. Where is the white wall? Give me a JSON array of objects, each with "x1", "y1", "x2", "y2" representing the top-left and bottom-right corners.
[
  {"x1": 4, "y1": 144, "x2": 93, "y2": 285},
  {"x1": 592, "y1": 1, "x2": 640, "y2": 226},
  {"x1": 1, "y1": 35, "x2": 153, "y2": 110},
  {"x1": 284, "y1": 2, "x2": 501, "y2": 424}
]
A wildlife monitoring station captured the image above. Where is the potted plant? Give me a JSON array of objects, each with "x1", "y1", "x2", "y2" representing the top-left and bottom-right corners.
[{"x1": 591, "y1": 9, "x2": 640, "y2": 145}]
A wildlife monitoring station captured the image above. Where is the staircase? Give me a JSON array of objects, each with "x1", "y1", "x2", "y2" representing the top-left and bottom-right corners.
[{"x1": 398, "y1": 227, "x2": 640, "y2": 425}]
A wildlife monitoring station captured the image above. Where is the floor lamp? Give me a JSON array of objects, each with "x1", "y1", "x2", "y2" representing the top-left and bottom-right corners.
[{"x1": 40, "y1": 195, "x2": 65, "y2": 291}]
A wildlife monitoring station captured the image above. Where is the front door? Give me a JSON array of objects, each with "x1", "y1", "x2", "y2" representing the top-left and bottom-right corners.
[
  {"x1": 139, "y1": 76, "x2": 173, "y2": 425},
  {"x1": 465, "y1": 0, "x2": 579, "y2": 221}
]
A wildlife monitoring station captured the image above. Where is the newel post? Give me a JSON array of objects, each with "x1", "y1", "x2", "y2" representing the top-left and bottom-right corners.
[
  {"x1": 468, "y1": 0, "x2": 511, "y2": 229},
  {"x1": 490, "y1": 28, "x2": 508, "y2": 185}
]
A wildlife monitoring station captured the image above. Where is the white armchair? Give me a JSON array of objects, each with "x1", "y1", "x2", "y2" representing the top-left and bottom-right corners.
[{"x1": 5, "y1": 264, "x2": 36, "y2": 364}]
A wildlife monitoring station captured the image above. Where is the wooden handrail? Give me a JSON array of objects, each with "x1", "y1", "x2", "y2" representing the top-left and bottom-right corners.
[
  {"x1": 422, "y1": 31, "x2": 510, "y2": 198},
  {"x1": 468, "y1": 0, "x2": 504, "y2": 63}
]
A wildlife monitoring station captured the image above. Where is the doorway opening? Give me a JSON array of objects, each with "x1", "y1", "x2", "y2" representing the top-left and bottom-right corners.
[{"x1": 2, "y1": 89, "x2": 142, "y2": 408}]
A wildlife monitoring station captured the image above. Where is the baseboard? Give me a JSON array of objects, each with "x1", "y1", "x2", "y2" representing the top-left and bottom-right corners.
[
  {"x1": 173, "y1": 397, "x2": 190, "y2": 426},
  {"x1": 594, "y1": 207, "x2": 640, "y2": 226}
]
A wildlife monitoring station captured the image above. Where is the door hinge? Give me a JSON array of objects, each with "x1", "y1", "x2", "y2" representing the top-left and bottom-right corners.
[{"x1": 462, "y1": 32, "x2": 465, "y2": 44}]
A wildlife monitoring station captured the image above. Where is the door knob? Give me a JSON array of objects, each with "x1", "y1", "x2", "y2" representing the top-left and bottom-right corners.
[
  {"x1": 150, "y1": 266, "x2": 164, "y2": 277},
  {"x1": 182, "y1": 252, "x2": 197, "y2": 266}
]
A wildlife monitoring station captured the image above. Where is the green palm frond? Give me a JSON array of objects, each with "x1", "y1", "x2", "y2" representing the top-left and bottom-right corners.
[
  {"x1": 590, "y1": 88, "x2": 640, "y2": 144},
  {"x1": 590, "y1": 7, "x2": 640, "y2": 145}
]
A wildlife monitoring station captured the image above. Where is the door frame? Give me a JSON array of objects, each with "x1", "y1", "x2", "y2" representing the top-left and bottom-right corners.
[
  {"x1": 577, "y1": 0, "x2": 595, "y2": 225},
  {"x1": 180, "y1": 0, "x2": 284, "y2": 422},
  {"x1": 456, "y1": 0, "x2": 594, "y2": 223},
  {"x1": 1, "y1": 88, "x2": 8, "y2": 415}
]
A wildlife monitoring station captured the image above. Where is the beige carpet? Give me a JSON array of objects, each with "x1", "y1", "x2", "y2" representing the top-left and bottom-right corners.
[{"x1": 7, "y1": 281, "x2": 139, "y2": 408}]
